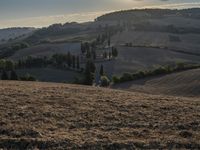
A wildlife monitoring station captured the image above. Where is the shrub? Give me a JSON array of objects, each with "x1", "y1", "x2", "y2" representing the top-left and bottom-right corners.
[
  {"x1": 176, "y1": 62, "x2": 185, "y2": 71},
  {"x1": 20, "y1": 74, "x2": 36, "y2": 81},
  {"x1": 100, "y1": 76, "x2": 110, "y2": 87},
  {"x1": 120, "y1": 73, "x2": 133, "y2": 82},
  {"x1": 133, "y1": 71, "x2": 146, "y2": 79},
  {"x1": 151, "y1": 67, "x2": 168, "y2": 75},
  {"x1": 112, "y1": 75, "x2": 120, "y2": 84}
]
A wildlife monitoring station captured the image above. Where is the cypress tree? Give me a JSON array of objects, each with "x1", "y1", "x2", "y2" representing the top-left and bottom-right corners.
[
  {"x1": 109, "y1": 52, "x2": 112, "y2": 59},
  {"x1": 108, "y1": 37, "x2": 111, "y2": 47},
  {"x1": 1, "y1": 70, "x2": 9, "y2": 80},
  {"x1": 67, "y1": 52, "x2": 72, "y2": 67},
  {"x1": 10, "y1": 70, "x2": 18, "y2": 80},
  {"x1": 84, "y1": 60, "x2": 96, "y2": 85},
  {"x1": 72, "y1": 55, "x2": 76, "y2": 68},
  {"x1": 76, "y1": 56, "x2": 80, "y2": 69},
  {"x1": 86, "y1": 49, "x2": 91, "y2": 59},
  {"x1": 100, "y1": 65, "x2": 104, "y2": 76}
]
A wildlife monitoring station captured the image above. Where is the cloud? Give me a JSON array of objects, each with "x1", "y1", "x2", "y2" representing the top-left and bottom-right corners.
[
  {"x1": 0, "y1": 1, "x2": 200, "y2": 28},
  {"x1": 146, "y1": 2, "x2": 200, "y2": 9},
  {"x1": 0, "y1": 11, "x2": 110, "y2": 28}
]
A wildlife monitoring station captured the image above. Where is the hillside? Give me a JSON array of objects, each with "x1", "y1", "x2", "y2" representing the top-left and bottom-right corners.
[
  {"x1": 0, "y1": 27, "x2": 35, "y2": 44},
  {"x1": 10, "y1": 42, "x2": 81, "y2": 60},
  {"x1": 0, "y1": 81, "x2": 200, "y2": 149},
  {"x1": 96, "y1": 8, "x2": 200, "y2": 21},
  {"x1": 113, "y1": 68, "x2": 200, "y2": 97},
  {"x1": 95, "y1": 46, "x2": 200, "y2": 79}
]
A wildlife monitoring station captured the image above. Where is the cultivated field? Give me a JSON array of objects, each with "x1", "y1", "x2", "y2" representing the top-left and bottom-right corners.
[
  {"x1": 96, "y1": 46, "x2": 200, "y2": 78},
  {"x1": 0, "y1": 81, "x2": 200, "y2": 149},
  {"x1": 112, "y1": 31, "x2": 200, "y2": 54},
  {"x1": 113, "y1": 68, "x2": 200, "y2": 97},
  {"x1": 10, "y1": 43, "x2": 81, "y2": 61}
]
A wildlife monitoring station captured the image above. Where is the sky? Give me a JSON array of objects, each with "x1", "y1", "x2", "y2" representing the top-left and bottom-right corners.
[{"x1": 0, "y1": 0, "x2": 200, "y2": 28}]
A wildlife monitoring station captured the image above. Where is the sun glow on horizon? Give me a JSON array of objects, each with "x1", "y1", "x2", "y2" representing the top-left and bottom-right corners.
[{"x1": 0, "y1": 1, "x2": 200, "y2": 29}]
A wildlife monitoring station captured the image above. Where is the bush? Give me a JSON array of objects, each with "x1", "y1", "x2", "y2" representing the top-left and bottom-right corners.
[
  {"x1": 120, "y1": 73, "x2": 133, "y2": 82},
  {"x1": 20, "y1": 74, "x2": 36, "y2": 81},
  {"x1": 112, "y1": 75, "x2": 120, "y2": 84},
  {"x1": 100, "y1": 76, "x2": 110, "y2": 87},
  {"x1": 151, "y1": 67, "x2": 168, "y2": 75},
  {"x1": 133, "y1": 71, "x2": 146, "y2": 79},
  {"x1": 176, "y1": 62, "x2": 185, "y2": 71}
]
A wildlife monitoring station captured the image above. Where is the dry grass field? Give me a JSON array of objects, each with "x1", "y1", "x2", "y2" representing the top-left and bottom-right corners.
[{"x1": 0, "y1": 81, "x2": 200, "y2": 149}]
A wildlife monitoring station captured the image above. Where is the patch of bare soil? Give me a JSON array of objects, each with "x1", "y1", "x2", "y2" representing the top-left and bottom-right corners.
[{"x1": 0, "y1": 81, "x2": 200, "y2": 149}]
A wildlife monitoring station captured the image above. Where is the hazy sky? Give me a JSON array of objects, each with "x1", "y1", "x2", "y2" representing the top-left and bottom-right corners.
[{"x1": 0, "y1": 0, "x2": 200, "y2": 28}]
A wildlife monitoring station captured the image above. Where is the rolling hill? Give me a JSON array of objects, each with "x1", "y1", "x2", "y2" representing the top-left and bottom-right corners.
[
  {"x1": 112, "y1": 68, "x2": 200, "y2": 97},
  {"x1": 10, "y1": 42, "x2": 81, "y2": 60},
  {"x1": 0, "y1": 27, "x2": 35, "y2": 44},
  {"x1": 0, "y1": 81, "x2": 200, "y2": 149},
  {"x1": 95, "y1": 46, "x2": 200, "y2": 79}
]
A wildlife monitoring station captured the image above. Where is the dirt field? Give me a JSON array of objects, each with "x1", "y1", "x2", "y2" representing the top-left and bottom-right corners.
[
  {"x1": 0, "y1": 81, "x2": 200, "y2": 149},
  {"x1": 113, "y1": 68, "x2": 200, "y2": 97}
]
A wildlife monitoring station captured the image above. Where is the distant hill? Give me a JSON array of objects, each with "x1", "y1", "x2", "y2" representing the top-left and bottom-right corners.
[
  {"x1": 25, "y1": 22, "x2": 91, "y2": 44},
  {"x1": 0, "y1": 81, "x2": 200, "y2": 149},
  {"x1": 1, "y1": 8, "x2": 200, "y2": 84},
  {"x1": 96, "y1": 8, "x2": 200, "y2": 21},
  {"x1": 0, "y1": 27, "x2": 35, "y2": 44}
]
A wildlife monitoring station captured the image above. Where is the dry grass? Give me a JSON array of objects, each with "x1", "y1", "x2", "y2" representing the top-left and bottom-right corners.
[
  {"x1": 0, "y1": 81, "x2": 200, "y2": 149},
  {"x1": 113, "y1": 68, "x2": 200, "y2": 97}
]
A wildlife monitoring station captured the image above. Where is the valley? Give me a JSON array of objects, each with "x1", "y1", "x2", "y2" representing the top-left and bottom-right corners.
[{"x1": 0, "y1": 8, "x2": 200, "y2": 149}]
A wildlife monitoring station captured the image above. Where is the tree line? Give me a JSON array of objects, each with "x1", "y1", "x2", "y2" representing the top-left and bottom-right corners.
[
  {"x1": 5, "y1": 52, "x2": 81, "y2": 71},
  {"x1": 112, "y1": 63, "x2": 200, "y2": 84}
]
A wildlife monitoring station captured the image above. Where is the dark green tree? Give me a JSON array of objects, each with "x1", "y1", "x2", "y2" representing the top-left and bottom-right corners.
[
  {"x1": 96, "y1": 35, "x2": 101, "y2": 44},
  {"x1": 109, "y1": 52, "x2": 112, "y2": 59},
  {"x1": 67, "y1": 52, "x2": 72, "y2": 67},
  {"x1": 112, "y1": 47, "x2": 118, "y2": 58},
  {"x1": 86, "y1": 49, "x2": 91, "y2": 59},
  {"x1": 76, "y1": 56, "x2": 80, "y2": 69},
  {"x1": 92, "y1": 49, "x2": 96, "y2": 60},
  {"x1": 103, "y1": 52, "x2": 107, "y2": 59},
  {"x1": 10, "y1": 70, "x2": 18, "y2": 80},
  {"x1": 1, "y1": 70, "x2": 9, "y2": 80},
  {"x1": 72, "y1": 55, "x2": 76, "y2": 68},
  {"x1": 84, "y1": 61, "x2": 95, "y2": 85},
  {"x1": 100, "y1": 65, "x2": 104, "y2": 76},
  {"x1": 108, "y1": 37, "x2": 111, "y2": 47}
]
